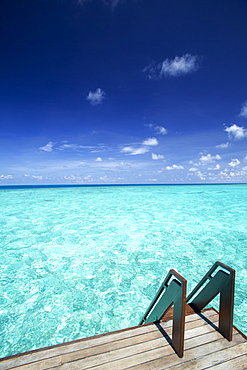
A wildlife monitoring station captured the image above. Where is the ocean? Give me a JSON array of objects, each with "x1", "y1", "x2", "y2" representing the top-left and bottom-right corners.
[{"x1": 0, "y1": 184, "x2": 247, "y2": 358}]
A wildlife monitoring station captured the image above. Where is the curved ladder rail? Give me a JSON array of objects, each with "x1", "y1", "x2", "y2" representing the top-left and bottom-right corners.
[
  {"x1": 186, "y1": 261, "x2": 235, "y2": 341},
  {"x1": 140, "y1": 270, "x2": 187, "y2": 358}
]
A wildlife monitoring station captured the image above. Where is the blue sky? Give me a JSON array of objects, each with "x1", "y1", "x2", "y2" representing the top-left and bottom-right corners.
[{"x1": 1, "y1": 0, "x2": 247, "y2": 185}]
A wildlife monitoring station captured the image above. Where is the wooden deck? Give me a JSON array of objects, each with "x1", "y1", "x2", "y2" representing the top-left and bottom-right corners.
[{"x1": 1, "y1": 307, "x2": 246, "y2": 370}]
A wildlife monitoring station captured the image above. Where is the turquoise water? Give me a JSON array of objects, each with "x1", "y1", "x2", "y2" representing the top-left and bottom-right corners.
[{"x1": 0, "y1": 184, "x2": 247, "y2": 358}]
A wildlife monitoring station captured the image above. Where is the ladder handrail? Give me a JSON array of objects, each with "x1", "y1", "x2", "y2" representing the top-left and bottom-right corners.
[
  {"x1": 186, "y1": 261, "x2": 235, "y2": 341},
  {"x1": 140, "y1": 269, "x2": 187, "y2": 358}
]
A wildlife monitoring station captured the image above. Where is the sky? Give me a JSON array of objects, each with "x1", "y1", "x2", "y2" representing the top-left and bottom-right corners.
[{"x1": 1, "y1": 0, "x2": 247, "y2": 185}]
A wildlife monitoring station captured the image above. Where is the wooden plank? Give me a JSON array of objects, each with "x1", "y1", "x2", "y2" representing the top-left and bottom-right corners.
[
  {"x1": 161, "y1": 314, "x2": 219, "y2": 334},
  {"x1": 207, "y1": 352, "x2": 247, "y2": 369},
  {"x1": 90, "y1": 332, "x2": 245, "y2": 370},
  {"x1": 159, "y1": 341, "x2": 247, "y2": 370},
  {"x1": 5, "y1": 313, "x2": 220, "y2": 370},
  {"x1": 1, "y1": 308, "x2": 246, "y2": 370},
  {"x1": 2, "y1": 312, "x2": 218, "y2": 370},
  {"x1": 8, "y1": 333, "x2": 170, "y2": 370},
  {"x1": 122, "y1": 334, "x2": 246, "y2": 370},
  {"x1": 0, "y1": 310, "x2": 218, "y2": 370},
  {"x1": 0, "y1": 324, "x2": 159, "y2": 370},
  {"x1": 48, "y1": 329, "x2": 243, "y2": 370},
  {"x1": 46, "y1": 340, "x2": 175, "y2": 370},
  {"x1": 0, "y1": 309, "x2": 217, "y2": 366},
  {"x1": 51, "y1": 326, "x2": 222, "y2": 370},
  {"x1": 6, "y1": 321, "x2": 222, "y2": 370},
  {"x1": 161, "y1": 304, "x2": 197, "y2": 322},
  {"x1": 84, "y1": 331, "x2": 226, "y2": 370}
]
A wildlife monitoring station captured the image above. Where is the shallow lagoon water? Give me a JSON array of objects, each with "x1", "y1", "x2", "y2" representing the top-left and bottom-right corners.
[{"x1": 0, "y1": 184, "x2": 247, "y2": 357}]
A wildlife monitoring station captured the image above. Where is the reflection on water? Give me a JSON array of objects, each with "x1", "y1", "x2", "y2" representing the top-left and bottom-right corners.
[{"x1": 0, "y1": 184, "x2": 247, "y2": 357}]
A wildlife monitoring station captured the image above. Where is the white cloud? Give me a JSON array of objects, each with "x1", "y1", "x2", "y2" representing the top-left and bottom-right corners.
[
  {"x1": 117, "y1": 161, "x2": 132, "y2": 168},
  {"x1": 64, "y1": 175, "x2": 83, "y2": 181},
  {"x1": 199, "y1": 154, "x2": 221, "y2": 165},
  {"x1": 0, "y1": 174, "x2": 14, "y2": 179},
  {"x1": 189, "y1": 167, "x2": 198, "y2": 172},
  {"x1": 110, "y1": 0, "x2": 124, "y2": 8},
  {"x1": 59, "y1": 143, "x2": 109, "y2": 153},
  {"x1": 239, "y1": 101, "x2": 247, "y2": 118},
  {"x1": 84, "y1": 175, "x2": 93, "y2": 181},
  {"x1": 39, "y1": 142, "x2": 55, "y2": 152},
  {"x1": 142, "y1": 137, "x2": 158, "y2": 146},
  {"x1": 121, "y1": 146, "x2": 149, "y2": 155},
  {"x1": 229, "y1": 158, "x2": 240, "y2": 167},
  {"x1": 207, "y1": 164, "x2": 221, "y2": 170},
  {"x1": 86, "y1": 88, "x2": 105, "y2": 106},
  {"x1": 225, "y1": 124, "x2": 247, "y2": 140},
  {"x1": 144, "y1": 54, "x2": 199, "y2": 79},
  {"x1": 32, "y1": 175, "x2": 43, "y2": 180},
  {"x1": 121, "y1": 137, "x2": 158, "y2": 156},
  {"x1": 155, "y1": 126, "x2": 167, "y2": 135},
  {"x1": 99, "y1": 175, "x2": 109, "y2": 181},
  {"x1": 166, "y1": 164, "x2": 184, "y2": 170},
  {"x1": 96, "y1": 157, "x2": 103, "y2": 162},
  {"x1": 77, "y1": 0, "x2": 125, "y2": 9},
  {"x1": 152, "y1": 153, "x2": 164, "y2": 160},
  {"x1": 216, "y1": 142, "x2": 230, "y2": 149},
  {"x1": 195, "y1": 171, "x2": 206, "y2": 180},
  {"x1": 60, "y1": 143, "x2": 92, "y2": 151},
  {"x1": 161, "y1": 54, "x2": 199, "y2": 77}
]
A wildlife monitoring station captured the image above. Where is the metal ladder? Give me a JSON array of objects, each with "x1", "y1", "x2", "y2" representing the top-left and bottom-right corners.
[{"x1": 140, "y1": 261, "x2": 235, "y2": 358}]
